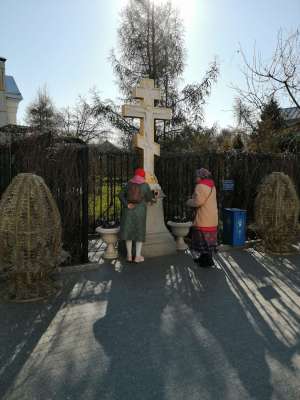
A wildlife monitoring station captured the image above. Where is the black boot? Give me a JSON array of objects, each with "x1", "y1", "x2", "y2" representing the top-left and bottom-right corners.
[
  {"x1": 196, "y1": 254, "x2": 214, "y2": 268},
  {"x1": 195, "y1": 255, "x2": 209, "y2": 268},
  {"x1": 206, "y1": 254, "x2": 215, "y2": 267}
]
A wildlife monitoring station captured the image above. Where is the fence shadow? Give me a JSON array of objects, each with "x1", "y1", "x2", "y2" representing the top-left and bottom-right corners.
[
  {"x1": 92, "y1": 252, "x2": 280, "y2": 400},
  {"x1": 223, "y1": 250, "x2": 300, "y2": 354},
  {"x1": 169, "y1": 257, "x2": 273, "y2": 400},
  {"x1": 1, "y1": 250, "x2": 298, "y2": 399},
  {"x1": 216, "y1": 250, "x2": 300, "y2": 393}
]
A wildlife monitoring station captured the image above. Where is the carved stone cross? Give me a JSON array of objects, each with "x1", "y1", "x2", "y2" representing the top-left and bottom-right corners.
[{"x1": 122, "y1": 78, "x2": 172, "y2": 175}]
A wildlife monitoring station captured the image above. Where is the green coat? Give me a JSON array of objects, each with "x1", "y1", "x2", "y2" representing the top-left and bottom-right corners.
[{"x1": 118, "y1": 182, "x2": 153, "y2": 242}]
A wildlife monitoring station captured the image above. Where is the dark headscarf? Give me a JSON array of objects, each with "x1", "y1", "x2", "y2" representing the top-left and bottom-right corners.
[{"x1": 195, "y1": 168, "x2": 212, "y2": 180}]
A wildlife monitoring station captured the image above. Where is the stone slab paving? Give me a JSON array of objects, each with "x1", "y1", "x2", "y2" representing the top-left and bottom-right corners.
[
  {"x1": 88, "y1": 239, "x2": 106, "y2": 264},
  {"x1": 1, "y1": 248, "x2": 300, "y2": 400}
]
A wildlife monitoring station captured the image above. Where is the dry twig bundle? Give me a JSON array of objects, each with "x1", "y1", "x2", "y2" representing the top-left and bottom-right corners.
[
  {"x1": 255, "y1": 172, "x2": 300, "y2": 253},
  {"x1": 0, "y1": 173, "x2": 62, "y2": 300}
]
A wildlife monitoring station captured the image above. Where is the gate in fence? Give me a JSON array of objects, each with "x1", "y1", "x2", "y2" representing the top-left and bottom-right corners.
[{"x1": 88, "y1": 150, "x2": 140, "y2": 233}]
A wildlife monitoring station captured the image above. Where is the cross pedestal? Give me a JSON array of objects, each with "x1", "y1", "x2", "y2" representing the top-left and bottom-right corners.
[
  {"x1": 122, "y1": 78, "x2": 176, "y2": 257},
  {"x1": 143, "y1": 185, "x2": 176, "y2": 257}
]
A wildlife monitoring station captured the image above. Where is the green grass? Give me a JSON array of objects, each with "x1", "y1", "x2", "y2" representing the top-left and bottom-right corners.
[{"x1": 88, "y1": 182, "x2": 122, "y2": 221}]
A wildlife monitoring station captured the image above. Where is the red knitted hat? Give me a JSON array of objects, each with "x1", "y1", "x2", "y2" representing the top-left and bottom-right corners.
[{"x1": 134, "y1": 168, "x2": 145, "y2": 178}]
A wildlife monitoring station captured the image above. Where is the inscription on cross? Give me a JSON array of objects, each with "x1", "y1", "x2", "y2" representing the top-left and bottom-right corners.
[{"x1": 122, "y1": 78, "x2": 172, "y2": 175}]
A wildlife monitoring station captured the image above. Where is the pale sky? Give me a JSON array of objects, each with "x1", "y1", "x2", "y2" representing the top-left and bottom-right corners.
[{"x1": 1, "y1": 0, "x2": 299, "y2": 128}]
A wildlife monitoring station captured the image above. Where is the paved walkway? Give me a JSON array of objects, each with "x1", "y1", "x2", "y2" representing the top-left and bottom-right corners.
[{"x1": 1, "y1": 248, "x2": 300, "y2": 400}]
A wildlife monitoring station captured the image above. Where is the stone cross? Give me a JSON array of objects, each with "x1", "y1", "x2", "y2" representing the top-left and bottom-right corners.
[{"x1": 122, "y1": 78, "x2": 172, "y2": 175}]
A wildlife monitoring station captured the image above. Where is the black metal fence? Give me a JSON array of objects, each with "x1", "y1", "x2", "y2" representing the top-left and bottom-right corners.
[
  {"x1": 88, "y1": 150, "x2": 300, "y2": 232},
  {"x1": 156, "y1": 152, "x2": 300, "y2": 224},
  {"x1": 1, "y1": 139, "x2": 299, "y2": 256},
  {"x1": 0, "y1": 134, "x2": 89, "y2": 263},
  {"x1": 88, "y1": 149, "x2": 140, "y2": 232},
  {"x1": 0, "y1": 145, "x2": 12, "y2": 195}
]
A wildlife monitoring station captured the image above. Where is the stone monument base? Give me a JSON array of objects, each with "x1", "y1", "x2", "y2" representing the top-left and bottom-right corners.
[{"x1": 142, "y1": 184, "x2": 176, "y2": 258}]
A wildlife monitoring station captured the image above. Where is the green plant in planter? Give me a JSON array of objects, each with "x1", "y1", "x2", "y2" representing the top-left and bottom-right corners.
[
  {"x1": 0, "y1": 173, "x2": 62, "y2": 301},
  {"x1": 254, "y1": 172, "x2": 300, "y2": 253}
]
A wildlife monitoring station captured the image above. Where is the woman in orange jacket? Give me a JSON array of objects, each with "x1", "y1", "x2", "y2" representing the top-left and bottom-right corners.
[{"x1": 187, "y1": 168, "x2": 218, "y2": 267}]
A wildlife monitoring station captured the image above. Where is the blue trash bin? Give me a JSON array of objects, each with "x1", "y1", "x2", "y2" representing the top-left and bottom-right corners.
[{"x1": 222, "y1": 208, "x2": 247, "y2": 246}]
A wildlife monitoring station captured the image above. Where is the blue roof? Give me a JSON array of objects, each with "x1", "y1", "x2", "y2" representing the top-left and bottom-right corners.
[
  {"x1": 280, "y1": 107, "x2": 300, "y2": 121},
  {"x1": 4, "y1": 75, "x2": 22, "y2": 100}
]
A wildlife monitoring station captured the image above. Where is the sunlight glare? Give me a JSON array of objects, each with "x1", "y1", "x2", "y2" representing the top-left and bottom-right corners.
[{"x1": 120, "y1": 0, "x2": 196, "y2": 25}]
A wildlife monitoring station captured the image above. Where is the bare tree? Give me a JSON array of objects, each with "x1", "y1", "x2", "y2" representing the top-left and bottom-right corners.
[
  {"x1": 233, "y1": 97, "x2": 258, "y2": 131},
  {"x1": 235, "y1": 28, "x2": 300, "y2": 118},
  {"x1": 92, "y1": 91, "x2": 139, "y2": 148},
  {"x1": 58, "y1": 95, "x2": 105, "y2": 143}
]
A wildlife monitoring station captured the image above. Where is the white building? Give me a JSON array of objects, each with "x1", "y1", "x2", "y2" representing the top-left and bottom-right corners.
[{"x1": 0, "y1": 57, "x2": 23, "y2": 127}]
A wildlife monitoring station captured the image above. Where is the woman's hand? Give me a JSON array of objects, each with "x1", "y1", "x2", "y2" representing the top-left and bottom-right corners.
[
  {"x1": 128, "y1": 203, "x2": 135, "y2": 209},
  {"x1": 154, "y1": 190, "x2": 160, "y2": 199}
]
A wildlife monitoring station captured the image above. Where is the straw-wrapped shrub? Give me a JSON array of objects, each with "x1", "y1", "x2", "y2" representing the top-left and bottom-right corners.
[
  {"x1": 0, "y1": 173, "x2": 62, "y2": 300},
  {"x1": 255, "y1": 172, "x2": 300, "y2": 253}
]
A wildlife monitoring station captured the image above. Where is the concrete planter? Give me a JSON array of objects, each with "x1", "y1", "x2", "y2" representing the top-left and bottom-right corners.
[
  {"x1": 96, "y1": 226, "x2": 120, "y2": 259},
  {"x1": 167, "y1": 221, "x2": 193, "y2": 251}
]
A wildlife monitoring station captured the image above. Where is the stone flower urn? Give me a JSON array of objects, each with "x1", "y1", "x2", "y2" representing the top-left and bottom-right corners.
[
  {"x1": 167, "y1": 220, "x2": 193, "y2": 251},
  {"x1": 96, "y1": 224, "x2": 120, "y2": 259}
]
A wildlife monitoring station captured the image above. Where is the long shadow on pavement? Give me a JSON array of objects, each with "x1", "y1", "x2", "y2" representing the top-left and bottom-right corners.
[
  {"x1": 93, "y1": 262, "x2": 169, "y2": 400},
  {"x1": 3, "y1": 250, "x2": 299, "y2": 399},
  {"x1": 0, "y1": 275, "x2": 77, "y2": 399},
  {"x1": 93, "y1": 253, "x2": 276, "y2": 400}
]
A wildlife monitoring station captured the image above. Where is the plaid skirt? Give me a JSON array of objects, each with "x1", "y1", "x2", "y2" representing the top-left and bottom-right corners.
[{"x1": 190, "y1": 227, "x2": 218, "y2": 256}]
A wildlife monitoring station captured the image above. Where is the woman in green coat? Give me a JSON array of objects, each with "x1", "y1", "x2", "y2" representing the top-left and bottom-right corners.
[{"x1": 118, "y1": 168, "x2": 154, "y2": 263}]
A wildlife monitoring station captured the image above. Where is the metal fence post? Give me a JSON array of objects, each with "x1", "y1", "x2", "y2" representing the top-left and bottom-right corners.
[{"x1": 81, "y1": 145, "x2": 89, "y2": 263}]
